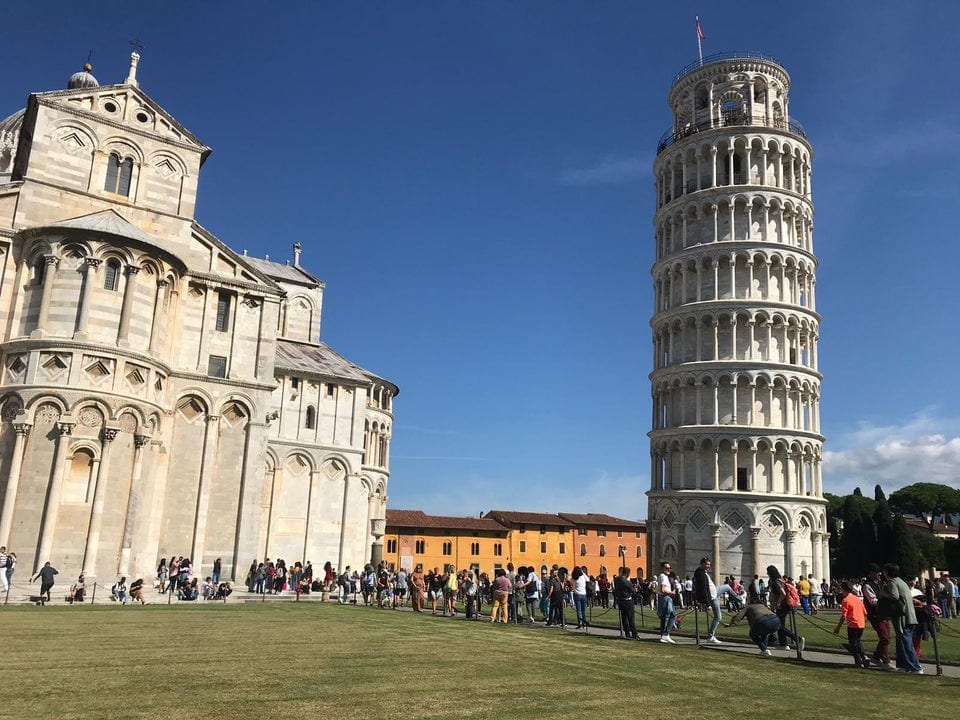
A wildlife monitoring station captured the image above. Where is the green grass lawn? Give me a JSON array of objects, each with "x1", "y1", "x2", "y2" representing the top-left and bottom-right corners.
[
  {"x1": 1, "y1": 603, "x2": 956, "y2": 720},
  {"x1": 568, "y1": 602, "x2": 960, "y2": 663}
]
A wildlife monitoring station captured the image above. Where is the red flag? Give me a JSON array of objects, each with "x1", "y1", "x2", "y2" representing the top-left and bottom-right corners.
[{"x1": 696, "y1": 17, "x2": 705, "y2": 41}]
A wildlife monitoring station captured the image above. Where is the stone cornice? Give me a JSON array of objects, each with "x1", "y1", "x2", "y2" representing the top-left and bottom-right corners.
[
  {"x1": 647, "y1": 426, "x2": 825, "y2": 444},
  {"x1": 649, "y1": 361, "x2": 823, "y2": 384},
  {"x1": 35, "y1": 96, "x2": 206, "y2": 157},
  {"x1": 186, "y1": 270, "x2": 284, "y2": 298},
  {"x1": 0, "y1": 337, "x2": 172, "y2": 374},
  {"x1": 168, "y1": 369, "x2": 276, "y2": 393},
  {"x1": 651, "y1": 241, "x2": 818, "y2": 276},
  {"x1": 649, "y1": 299, "x2": 822, "y2": 329}
]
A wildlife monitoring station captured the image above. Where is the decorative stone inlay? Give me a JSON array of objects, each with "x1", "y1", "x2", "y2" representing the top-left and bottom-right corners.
[
  {"x1": 118, "y1": 413, "x2": 138, "y2": 434},
  {"x1": 1, "y1": 400, "x2": 23, "y2": 421},
  {"x1": 84, "y1": 359, "x2": 112, "y2": 381},
  {"x1": 177, "y1": 397, "x2": 204, "y2": 422},
  {"x1": 661, "y1": 509, "x2": 677, "y2": 529},
  {"x1": 78, "y1": 407, "x2": 104, "y2": 428},
  {"x1": 126, "y1": 367, "x2": 146, "y2": 387},
  {"x1": 761, "y1": 513, "x2": 784, "y2": 539},
  {"x1": 286, "y1": 454, "x2": 309, "y2": 474},
  {"x1": 221, "y1": 403, "x2": 246, "y2": 426},
  {"x1": 688, "y1": 508, "x2": 709, "y2": 532},
  {"x1": 323, "y1": 461, "x2": 345, "y2": 481},
  {"x1": 723, "y1": 510, "x2": 747, "y2": 533},
  {"x1": 40, "y1": 354, "x2": 68, "y2": 376},
  {"x1": 35, "y1": 404, "x2": 62, "y2": 424},
  {"x1": 7, "y1": 355, "x2": 27, "y2": 379}
]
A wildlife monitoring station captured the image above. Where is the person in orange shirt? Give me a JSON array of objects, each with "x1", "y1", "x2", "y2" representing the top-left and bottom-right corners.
[{"x1": 833, "y1": 581, "x2": 870, "y2": 668}]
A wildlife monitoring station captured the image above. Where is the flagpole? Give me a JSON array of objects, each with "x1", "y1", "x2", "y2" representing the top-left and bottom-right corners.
[{"x1": 696, "y1": 16, "x2": 703, "y2": 63}]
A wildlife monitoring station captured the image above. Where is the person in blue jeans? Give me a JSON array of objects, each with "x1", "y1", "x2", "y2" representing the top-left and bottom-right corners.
[
  {"x1": 727, "y1": 603, "x2": 804, "y2": 656},
  {"x1": 571, "y1": 566, "x2": 589, "y2": 628},
  {"x1": 693, "y1": 557, "x2": 723, "y2": 643},
  {"x1": 657, "y1": 561, "x2": 677, "y2": 643},
  {"x1": 883, "y1": 563, "x2": 922, "y2": 673}
]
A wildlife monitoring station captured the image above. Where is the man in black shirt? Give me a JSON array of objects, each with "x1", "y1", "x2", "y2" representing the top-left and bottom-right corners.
[
  {"x1": 30, "y1": 562, "x2": 58, "y2": 604},
  {"x1": 614, "y1": 567, "x2": 639, "y2": 639}
]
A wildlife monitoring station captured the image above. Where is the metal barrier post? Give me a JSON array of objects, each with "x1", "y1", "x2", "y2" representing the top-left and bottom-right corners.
[
  {"x1": 930, "y1": 620, "x2": 943, "y2": 676},
  {"x1": 790, "y1": 610, "x2": 802, "y2": 660},
  {"x1": 695, "y1": 604, "x2": 701, "y2": 645},
  {"x1": 90, "y1": 582, "x2": 97, "y2": 605}
]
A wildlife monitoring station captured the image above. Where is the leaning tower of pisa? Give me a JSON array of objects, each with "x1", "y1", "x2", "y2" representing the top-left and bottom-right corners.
[{"x1": 647, "y1": 52, "x2": 828, "y2": 585}]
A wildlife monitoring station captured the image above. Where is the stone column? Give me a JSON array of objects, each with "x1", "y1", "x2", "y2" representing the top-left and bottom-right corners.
[
  {"x1": 32, "y1": 255, "x2": 60, "y2": 338},
  {"x1": 750, "y1": 526, "x2": 761, "y2": 579},
  {"x1": 148, "y1": 279, "x2": 169, "y2": 355},
  {"x1": 303, "y1": 468, "x2": 319, "y2": 564},
  {"x1": 233, "y1": 421, "x2": 266, "y2": 580},
  {"x1": 370, "y1": 517, "x2": 385, "y2": 568},
  {"x1": 711, "y1": 523, "x2": 722, "y2": 586},
  {"x1": 35, "y1": 417, "x2": 76, "y2": 570},
  {"x1": 74, "y1": 257, "x2": 101, "y2": 340},
  {"x1": 118, "y1": 433, "x2": 150, "y2": 576},
  {"x1": 81, "y1": 425, "x2": 119, "y2": 576},
  {"x1": 190, "y1": 414, "x2": 221, "y2": 570},
  {"x1": 676, "y1": 522, "x2": 687, "y2": 573},
  {"x1": 338, "y1": 474, "x2": 358, "y2": 569},
  {"x1": 821, "y1": 532, "x2": 831, "y2": 583},
  {"x1": 784, "y1": 529, "x2": 797, "y2": 579},
  {"x1": 0, "y1": 420, "x2": 31, "y2": 547},
  {"x1": 116, "y1": 265, "x2": 141, "y2": 345},
  {"x1": 811, "y1": 531, "x2": 822, "y2": 580}
]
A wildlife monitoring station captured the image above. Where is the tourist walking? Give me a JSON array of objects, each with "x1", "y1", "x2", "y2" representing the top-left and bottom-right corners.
[
  {"x1": 657, "y1": 561, "x2": 677, "y2": 643},
  {"x1": 693, "y1": 557, "x2": 723, "y2": 644},
  {"x1": 833, "y1": 581, "x2": 869, "y2": 668},
  {"x1": 862, "y1": 563, "x2": 892, "y2": 667},
  {"x1": 883, "y1": 563, "x2": 922, "y2": 674},
  {"x1": 30, "y1": 561, "x2": 58, "y2": 604}
]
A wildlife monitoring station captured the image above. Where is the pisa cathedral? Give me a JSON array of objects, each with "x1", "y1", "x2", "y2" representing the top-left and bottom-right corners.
[
  {"x1": 647, "y1": 52, "x2": 828, "y2": 584},
  {"x1": 0, "y1": 55, "x2": 395, "y2": 584}
]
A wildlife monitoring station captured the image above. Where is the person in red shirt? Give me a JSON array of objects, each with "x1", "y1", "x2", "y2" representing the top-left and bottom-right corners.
[{"x1": 833, "y1": 581, "x2": 869, "y2": 668}]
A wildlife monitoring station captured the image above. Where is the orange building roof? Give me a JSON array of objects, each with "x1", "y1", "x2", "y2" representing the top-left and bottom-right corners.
[
  {"x1": 558, "y1": 512, "x2": 646, "y2": 529},
  {"x1": 385, "y1": 509, "x2": 507, "y2": 532}
]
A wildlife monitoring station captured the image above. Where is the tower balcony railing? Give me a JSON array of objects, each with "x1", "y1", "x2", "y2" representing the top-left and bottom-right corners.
[
  {"x1": 671, "y1": 50, "x2": 784, "y2": 85},
  {"x1": 657, "y1": 114, "x2": 807, "y2": 156}
]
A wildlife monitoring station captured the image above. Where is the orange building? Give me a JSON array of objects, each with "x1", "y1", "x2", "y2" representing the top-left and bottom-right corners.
[
  {"x1": 483, "y1": 510, "x2": 577, "y2": 572},
  {"x1": 384, "y1": 509, "x2": 646, "y2": 580},
  {"x1": 383, "y1": 510, "x2": 509, "y2": 574},
  {"x1": 558, "y1": 513, "x2": 648, "y2": 580}
]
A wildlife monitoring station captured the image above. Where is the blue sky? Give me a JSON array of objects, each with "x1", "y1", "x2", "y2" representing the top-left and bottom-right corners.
[{"x1": 4, "y1": 2, "x2": 959, "y2": 519}]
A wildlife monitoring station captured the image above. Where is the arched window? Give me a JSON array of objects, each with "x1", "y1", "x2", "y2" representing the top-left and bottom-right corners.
[
  {"x1": 636, "y1": 546, "x2": 643, "y2": 558},
  {"x1": 305, "y1": 406, "x2": 316, "y2": 430},
  {"x1": 579, "y1": 543, "x2": 587, "y2": 557},
  {"x1": 599, "y1": 544, "x2": 606, "y2": 557},
  {"x1": 104, "y1": 153, "x2": 133, "y2": 196},
  {"x1": 103, "y1": 259, "x2": 121, "y2": 291}
]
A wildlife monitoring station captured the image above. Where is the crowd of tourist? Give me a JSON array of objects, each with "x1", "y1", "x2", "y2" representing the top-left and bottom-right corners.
[{"x1": 10, "y1": 538, "x2": 958, "y2": 677}]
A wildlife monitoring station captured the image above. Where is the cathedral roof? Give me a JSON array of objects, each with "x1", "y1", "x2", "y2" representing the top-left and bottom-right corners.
[
  {"x1": 275, "y1": 339, "x2": 374, "y2": 384},
  {"x1": 46, "y1": 209, "x2": 156, "y2": 244},
  {"x1": 0, "y1": 108, "x2": 24, "y2": 139},
  {"x1": 245, "y1": 256, "x2": 321, "y2": 285}
]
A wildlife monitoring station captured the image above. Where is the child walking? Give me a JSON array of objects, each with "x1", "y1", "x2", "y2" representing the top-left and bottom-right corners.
[{"x1": 833, "y1": 581, "x2": 870, "y2": 668}]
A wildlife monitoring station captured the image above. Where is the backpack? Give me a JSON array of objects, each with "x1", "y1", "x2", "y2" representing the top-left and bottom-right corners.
[
  {"x1": 876, "y1": 594, "x2": 905, "y2": 620},
  {"x1": 782, "y1": 581, "x2": 800, "y2": 609},
  {"x1": 4, "y1": 555, "x2": 11, "y2": 569},
  {"x1": 466, "y1": 582, "x2": 477, "y2": 597}
]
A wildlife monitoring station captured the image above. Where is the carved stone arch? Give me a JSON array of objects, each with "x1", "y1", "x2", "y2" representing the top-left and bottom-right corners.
[
  {"x1": 175, "y1": 394, "x2": 208, "y2": 424},
  {"x1": 0, "y1": 392, "x2": 25, "y2": 420},
  {"x1": 284, "y1": 451, "x2": 314, "y2": 476},
  {"x1": 146, "y1": 412, "x2": 162, "y2": 434},
  {"x1": 263, "y1": 447, "x2": 280, "y2": 473},
  {"x1": 148, "y1": 151, "x2": 187, "y2": 178},
  {"x1": 67, "y1": 438, "x2": 102, "y2": 462},
  {"x1": 51, "y1": 120, "x2": 99, "y2": 155},
  {"x1": 320, "y1": 457, "x2": 347, "y2": 483},
  {"x1": 96, "y1": 245, "x2": 136, "y2": 266},
  {"x1": 25, "y1": 394, "x2": 69, "y2": 417},
  {"x1": 175, "y1": 386, "x2": 214, "y2": 411},
  {"x1": 101, "y1": 136, "x2": 144, "y2": 163}
]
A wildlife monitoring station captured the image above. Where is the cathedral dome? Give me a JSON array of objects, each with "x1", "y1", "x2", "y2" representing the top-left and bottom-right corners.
[{"x1": 67, "y1": 64, "x2": 99, "y2": 89}]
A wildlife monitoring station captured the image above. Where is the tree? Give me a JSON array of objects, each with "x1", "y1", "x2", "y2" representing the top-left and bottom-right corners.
[
  {"x1": 888, "y1": 483, "x2": 960, "y2": 529},
  {"x1": 889, "y1": 514, "x2": 921, "y2": 579},
  {"x1": 913, "y1": 531, "x2": 946, "y2": 572},
  {"x1": 836, "y1": 495, "x2": 876, "y2": 577},
  {"x1": 874, "y1": 485, "x2": 886, "y2": 502},
  {"x1": 873, "y1": 498, "x2": 896, "y2": 565}
]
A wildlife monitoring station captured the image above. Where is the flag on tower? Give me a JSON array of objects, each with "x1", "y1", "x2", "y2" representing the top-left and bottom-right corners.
[{"x1": 696, "y1": 17, "x2": 705, "y2": 41}]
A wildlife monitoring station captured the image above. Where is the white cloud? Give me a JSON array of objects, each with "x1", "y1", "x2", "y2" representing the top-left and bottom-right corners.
[
  {"x1": 392, "y1": 471, "x2": 649, "y2": 521},
  {"x1": 557, "y1": 152, "x2": 650, "y2": 186},
  {"x1": 823, "y1": 408, "x2": 960, "y2": 496}
]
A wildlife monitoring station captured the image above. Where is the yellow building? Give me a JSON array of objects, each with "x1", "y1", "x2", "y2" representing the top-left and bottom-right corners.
[
  {"x1": 383, "y1": 510, "x2": 509, "y2": 574},
  {"x1": 384, "y1": 509, "x2": 646, "y2": 579}
]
